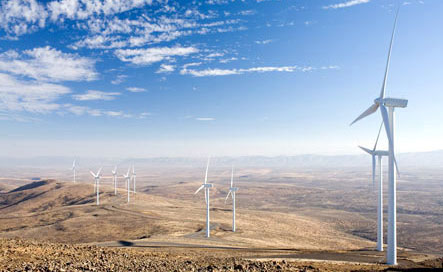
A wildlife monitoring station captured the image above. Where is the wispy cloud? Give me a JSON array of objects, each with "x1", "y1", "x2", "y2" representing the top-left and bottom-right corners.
[
  {"x1": 0, "y1": 46, "x2": 97, "y2": 82},
  {"x1": 72, "y1": 90, "x2": 121, "y2": 101},
  {"x1": 196, "y1": 117, "x2": 215, "y2": 121},
  {"x1": 323, "y1": 0, "x2": 370, "y2": 9},
  {"x1": 111, "y1": 74, "x2": 127, "y2": 85},
  {"x1": 180, "y1": 65, "x2": 332, "y2": 77},
  {"x1": 255, "y1": 39, "x2": 273, "y2": 45},
  {"x1": 115, "y1": 46, "x2": 199, "y2": 65},
  {"x1": 156, "y1": 64, "x2": 175, "y2": 73},
  {"x1": 0, "y1": 72, "x2": 69, "y2": 113},
  {"x1": 126, "y1": 87, "x2": 147, "y2": 93}
]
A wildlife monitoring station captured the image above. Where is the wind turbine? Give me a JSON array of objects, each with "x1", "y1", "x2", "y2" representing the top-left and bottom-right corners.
[
  {"x1": 123, "y1": 168, "x2": 131, "y2": 203},
  {"x1": 72, "y1": 160, "x2": 76, "y2": 183},
  {"x1": 359, "y1": 123, "x2": 390, "y2": 252},
  {"x1": 351, "y1": 9, "x2": 407, "y2": 265},
  {"x1": 90, "y1": 167, "x2": 102, "y2": 206},
  {"x1": 132, "y1": 165, "x2": 136, "y2": 194},
  {"x1": 112, "y1": 166, "x2": 118, "y2": 195},
  {"x1": 194, "y1": 158, "x2": 213, "y2": 238},
  {"x1": 225, "y1": 166, "x2": 238, "y2": 232}
]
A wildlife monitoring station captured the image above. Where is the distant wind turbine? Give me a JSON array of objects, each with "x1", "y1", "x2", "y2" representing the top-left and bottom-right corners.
[
  {"x1": 112, "y1": 166, "x2": 118, "y2": 195},
  {"x1": 351, "y1": 9, "x2": 407, "y2": 265},
  {"x1": 194, "y1": 158, "x2": 213, "y2": 238},
  {"x1": 225, "y1": 166, "x2": 238, "y2": 232},
  {"x1": 132, "y1": 165, "x2": 136, "y2": 194},
  {"x1": 123, "y1": 168, "x2": 131, "y2": 203},
  {"x1": 72, "y1": 160, "x2": 76, "y2": 183},
  {"x1": 90, "y1": 167, "x2": 102, "y2": 206},
  {"x1": 359, "y1": 123, "x2": 394, "y2": 252}
]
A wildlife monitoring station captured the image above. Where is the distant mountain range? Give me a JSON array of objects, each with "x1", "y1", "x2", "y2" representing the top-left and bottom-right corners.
[{"x1": 0, "y1": 150, "x2": 442, "y2": 169}]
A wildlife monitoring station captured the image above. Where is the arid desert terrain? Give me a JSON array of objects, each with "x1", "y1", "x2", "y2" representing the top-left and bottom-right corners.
[{"x1": 0, "y1": 165, "x2": 442, "y2": 271}]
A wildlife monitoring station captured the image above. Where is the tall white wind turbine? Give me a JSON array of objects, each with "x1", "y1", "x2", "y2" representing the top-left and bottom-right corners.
[
  {"x1": 359, "y1": 123, "x2": 390, "y2": 252},
  {"x1": 72, "y1": 160, "x2": 76, "y2": 183},
  {"x1": 112, "y1": 166, "x2": 118, "y2": 195},
  {"x1": 123, "y1": 168, "x2": 131, "y2": 203},
  {"x1": 351, "y1": 10, "x2": 407, "y2": 265},
  {"x1": 194, "y1": 158, "x2": 213, "y2": 238},
  {"x1": 225, "y1": 166, "x2": 238, "y2": 232},
  {"x1": 90, "y1": 167, "x2": 102, "y2": 206},
  {"x1": 132, "y1": 165, "x2": 136, "y2": 194}
]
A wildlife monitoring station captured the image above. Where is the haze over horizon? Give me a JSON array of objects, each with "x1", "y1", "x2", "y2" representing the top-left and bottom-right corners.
[{"x1": 1, "y1": 0, "x2": 442, "y2": 158}]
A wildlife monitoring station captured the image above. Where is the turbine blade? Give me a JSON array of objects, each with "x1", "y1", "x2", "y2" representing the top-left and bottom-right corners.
[
  {"x1": 72, "y1": 160, "x2": 76, "y2": 170},
  {"x1": 132, "y1": 165, "x2": 135, "y2": 174},
  {"x1": 380, "y1": 105, "x2": 393, "y2": 148},
  {"x1": 204, "y1": 157, "x2": 210, "y2": 184},
  {"x1": 90, "y1": 171, "x2": 96, "y2": 177},
  {"x1": 231, "y1": 166, "x2": 234, "y2": 187},
  {"x1": 97, "y1": 167, "x2": 103, "y2": 177},
  {"x1": 350, "y1": 104, "x2": 379, "y2": 126},
  {"x1": 373, "y1": 122, "x2": 383, "y2": 151},
  {"x1": 393, "y1": 154, "x2": 400, "y2": 177},
  {"x1": 359, "y1": 146, "x2": 373, "y2": 155},
  {"x1": 380, "y1": 8, "x2": 400, "y2": 99},
  {"x1": 194, "y1": 185, "x2": 204, "y2": 195},
  {"x1": 126, "y1": 167, "x2": 130, "y2": 176},
  {"x1": 225, "y1": 191, "x2": 231, "y2": 204},
  {"x1": 204, "y1": 188, "x2": 207, "y2": 204}
]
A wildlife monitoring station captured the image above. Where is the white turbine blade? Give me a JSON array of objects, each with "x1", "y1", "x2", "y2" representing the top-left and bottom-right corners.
[
  {"x1": 225, "y1": 191, "x2": 231, "y2": 204},
  {"x1": 204, "y1": 188, "x2": 207, "y2": 204},
  {"x1": 393, "y1": 154, "x2": 400, "y2": 177},
  {"x1": 97, "y1": 167, "x2": 103, "y2": 177},
  {"x1": 126, "y1": 167, "x2": 130, "y2": 177},
  {"x1": 90, "y1": 171, "x2": 96, "y2": 177},
  {"x1": 231, "y1": 166, "x2": 234, "y2": 187},
  {"x1": 380, "y1": 105, "x2": 394, "y2": 148},
  {"x1": 204, "y1": 157, "x2": 210, "y2": 184},
  {"x1": 132, "y1": 165, "x2": 135, "y2": 175},
  {"x1": 350, "y1": 104, "x2": 379, "y2": 126},
  {"x1": 380, "y1": 8, "x2": 399, "y2": 99},
  {"x1": 113, "y1": 166, "x2": 117, "y2": 174},
  {"x1": 373, "y1": 122, "x2": 383, "y2": 151},
  {"x1": 72, "y1": 160, "x2": 76, "y2": 170},
  {"x1": 359, "y1": 146, "x2": 373, "y2": 155},
  {"x1": 194, "y1": 185, "x2": 204, "y2": 195}
]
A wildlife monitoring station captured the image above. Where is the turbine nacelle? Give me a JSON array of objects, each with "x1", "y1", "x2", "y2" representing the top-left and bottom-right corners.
[
  {"x1": 382, "y1": 98, "x2": 408, "y2": 108},
  {"x1": 229, "y1": 187, "x2": 238, "y2": 192}
]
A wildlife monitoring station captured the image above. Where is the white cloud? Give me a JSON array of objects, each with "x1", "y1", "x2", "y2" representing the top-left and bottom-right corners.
[
  {"x1": 115, "y1": 46, "x2": 198, "y2": 65},
  {"x1": 0, "y1": 0, "x2": 47, "y2": 37},
  {"x1": 0, "y1": 73, "x2": 69, "y2": 113},
  {"x1": 180, "y1": 65, "x2": 318, "y2": 77},
  {"x1": 196, "y1": 117, "x2": 215, "y2": 121},
  {"x1": 255, "y1": 39, "x2": 273, "y2": 45},
  {"x1": 323, "y1": 0, "x2": 370, "y2": 9},
  {"x1": 156, "y1": 64, "x2": 175, "y2": 73},
  {"x1": 72, "y1": 90, "x2": 120, "y2": 101},
  {"x1": 111, "y1": 74, "x2": 127, "y2": 85},
  {"x1": 126, "y1": 87, "x2": 146, "y2": 93},
  {"x1": 0, "y1": 46, "x2": 97, "y2": 82}
]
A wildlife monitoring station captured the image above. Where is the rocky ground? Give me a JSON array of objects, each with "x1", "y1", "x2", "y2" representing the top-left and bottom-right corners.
[{"x1": 1, "y1": 239, "x2": 442, "y2": 272}]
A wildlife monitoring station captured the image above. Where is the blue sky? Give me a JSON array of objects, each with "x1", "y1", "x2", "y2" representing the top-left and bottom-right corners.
[{"x1": 0, "y1": 0, "x2": 441, "y2": 157}]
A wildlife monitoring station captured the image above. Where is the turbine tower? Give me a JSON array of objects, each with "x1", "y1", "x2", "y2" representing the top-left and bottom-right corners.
[
  {"x1": 112, "y1": 166, "x2": 118, "y2": 195},
  {"x1": 123, "y1": 168, "x2": 131, "y2": 203},
  {"x1": 132, "y1": 165, "x2": 136, "y2": 194},
  {"x1": 351, "y1": 10, "x2": 407, "y2": 265},
  {"x1": 90, "y1": 167, "x2": 102, "y2": 206},
  {"x1": 72, "y1": 160, "x2": 76, "y2": 183},
  {"x1": 225, "y1": 166, "x2": 238, "y2": 232},
  {"x1": 194, "y1": 158, "x2": 213, "y2": 238}
]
